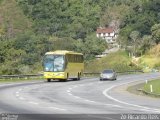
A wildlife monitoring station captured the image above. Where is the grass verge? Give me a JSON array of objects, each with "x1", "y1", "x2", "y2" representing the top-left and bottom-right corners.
[
  {"x1": 127, "y1": 81, "x2": 160, "y2": 98},
  {"x1": 143, "y1": 79, "x2": 160, "y2": 95}
]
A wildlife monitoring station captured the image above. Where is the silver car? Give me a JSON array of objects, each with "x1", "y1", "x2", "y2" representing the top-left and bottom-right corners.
[{"x1": 100, "y1": 69, "x2": 117, "y2": 81}]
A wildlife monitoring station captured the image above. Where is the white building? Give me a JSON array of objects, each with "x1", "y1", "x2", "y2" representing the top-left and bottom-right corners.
[{"x1": 96, "y1": 27, "x2": 117, "y2": 44}]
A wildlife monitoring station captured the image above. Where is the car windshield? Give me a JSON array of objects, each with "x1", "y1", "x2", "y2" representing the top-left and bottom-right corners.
[
  {"x1": 43, "y1": 55, "x2": 65, "y2": 72},
  {"x1": 103, "y1": 69, "x2": 114, "y2": 73}
]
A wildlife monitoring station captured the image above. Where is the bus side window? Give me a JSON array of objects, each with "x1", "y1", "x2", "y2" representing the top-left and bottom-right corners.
[
  {"x1": 75, "y1": 55, "x2": 77, "y2": 62},
  {"x1": 67, "y1": 55, "x2": 70, "y2": 62},
  {"x1": 72, "y1": 55, "x2": 75, "y2": 63},
  {"x1": 78, "y1": 55, "x2": 80, "y2": 63}
]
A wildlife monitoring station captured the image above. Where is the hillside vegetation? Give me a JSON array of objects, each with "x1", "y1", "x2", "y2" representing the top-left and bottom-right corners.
[
  {"x1": 139, "y1": 44, "x2": 160, "y2": 71},
  {"x1": 0, "y1": 0, "x2": 31, "y2": 39},
  {"x1": 85, "y1": 51, "x2": 141, "y2": 73},
  {"x1": 0, "y1": 0, "x2": 160, "y2": 74}
]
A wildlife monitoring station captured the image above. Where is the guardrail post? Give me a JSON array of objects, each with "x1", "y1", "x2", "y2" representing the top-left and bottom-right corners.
[{"x1": 150, "y1": 85, "x2": 153, "y2": 93}]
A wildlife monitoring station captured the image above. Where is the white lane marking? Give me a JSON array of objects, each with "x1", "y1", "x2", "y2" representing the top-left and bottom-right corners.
[
  {"x1": 84, "y1": 99, "x2": 96, "y2": 103},
  {"x1": 103, "y1": 84, "x2": 160, "y2": 113},
  {"x1": 16, "y1": 94, "x2": 20, "y2": 97},
  {"x1": 104, "y1": 104, "x2": 121, "y2": 108},
  {"x1": 83, "y1": 98, "x2": 122, "y2": 107},
  {"x1": 68, "y1": 93, "x2": 72, "y2": 96},
  {"x1": 68, "y1": 87, "x2": 122, "y2": 108},
  {"x1": 24, "y1": 87, "x2": 29, "y2": 89},
  {"x1": 15, "y1": 89, "x2": 23, "y2": 98},
  {"x1": 68, "y1": 88, "x2": 72, "y2": 90},
  {"x1": 73, "y1": 85, "x2": 78, "y2": 88},
  {"x1": 28, "y1": 101, "x2": 39, "y2": 105},
  {"x1": 48, "y1": 107, "x2": 67, "y2": 111},
  {"x1": 19, "y1": 97, "x2": 25, "y2": 100},
  {"x1": 18, "y1": 89, "x2": 22, "y2": 92},
  {"x1": 67, "y1": 90, "x2": 70, "y2": 93},
  {"x1": 73, "y1": 96, "x2": 81, "y2": 99},
  {"x1": 66, "y1": 82, "x2": 122, "y2": 108},
  {"x1": 79, "y1": 84, "x2": 87, "y2": 87},
  {"x1": 83, "y1": 98, "x2": 122, "y2": 108}
]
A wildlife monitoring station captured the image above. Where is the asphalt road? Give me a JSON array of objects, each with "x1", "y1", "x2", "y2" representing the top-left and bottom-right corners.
[{"x1": 0, "y1": 73, "x2": 160, "y2": 120}]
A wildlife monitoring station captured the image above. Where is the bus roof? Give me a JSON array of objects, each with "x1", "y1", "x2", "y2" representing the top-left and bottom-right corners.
[{"x1": 45, "y1": 50, "x2": 83, "y2": 55}]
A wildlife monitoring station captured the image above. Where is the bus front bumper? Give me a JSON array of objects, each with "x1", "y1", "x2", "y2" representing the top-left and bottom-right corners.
[{"x1": 44, "y1": 72, "x2": 65, "y2": 79}]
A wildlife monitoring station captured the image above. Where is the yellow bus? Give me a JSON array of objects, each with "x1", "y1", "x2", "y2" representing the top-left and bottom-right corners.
[{"x1": 43, "y1": 50, "x2": 84, "y2": 82}]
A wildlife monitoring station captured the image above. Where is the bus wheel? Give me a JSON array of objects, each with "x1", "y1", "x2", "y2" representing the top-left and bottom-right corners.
[
  {"x1": 59, "y1": 79, "x2": 66, "y2": 82},
  {"x1": 67, "y1": 73, "x2": 69, "y2": 80},
  {"x1": 77, "y1": 73, "x2": 80, "y2": 80},
  {"x1": 62, "y1": 73, "x2": 68, "y2": 82},
  {"x1": 47, "y1": 79, "x2": 51, "y2": 82}
]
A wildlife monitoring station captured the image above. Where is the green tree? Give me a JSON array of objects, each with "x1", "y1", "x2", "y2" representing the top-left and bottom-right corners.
[
  {"x1": 74, "y1": 34, "x2": 107, "y2": 60},
  {"x1": 17, "y1": 0, "x2": 102, "y2": 40},
  {"x1": 138, "y1": 35, "x2": 153, "y2": 55},
  {"x1": 151, "y1": 24, "x2": 160, "y2": 44},
  {"x1": 129, "y1": 31, "x2": 140, "y2": 56}
]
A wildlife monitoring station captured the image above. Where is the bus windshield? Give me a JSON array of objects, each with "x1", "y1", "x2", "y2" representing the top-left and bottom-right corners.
[{"x1": 43, "y1": 55, "x2": 65, "y2": 72}]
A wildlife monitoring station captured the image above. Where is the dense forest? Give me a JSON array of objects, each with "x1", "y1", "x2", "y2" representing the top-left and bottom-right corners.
[{"x1": 0, "y1": 0, "x2": 160, "y2": 74}]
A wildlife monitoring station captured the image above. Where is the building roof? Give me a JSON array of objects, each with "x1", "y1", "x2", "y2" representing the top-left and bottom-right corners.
[
  {"x1": 96, "y1": 27, "x2": 114, "y2": 34},
  {"x1": 45, "y1": 50, "x2": 83, "y2": 55}
]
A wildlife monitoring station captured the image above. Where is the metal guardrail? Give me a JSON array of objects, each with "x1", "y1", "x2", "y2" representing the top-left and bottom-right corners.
[
  {"x1": 0, "y1": 70, "x2": 143, "y2": 79},
  {"x1": 0, "y1": 74, "x2": 43, "y2": 79},
  {"x1": 83, "y1": 70, "x2": 144, "y2": 76}
]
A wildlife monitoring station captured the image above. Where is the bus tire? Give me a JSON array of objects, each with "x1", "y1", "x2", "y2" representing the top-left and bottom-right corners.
[
  {"x1": 59, "y1": 79, "x2": 66, "y2": 82},
  {"x1": 67, "y1": 73, "x2": 69, "y2": 79},
  {"x1": 77, "y1": 73, "x2": 80, "y2": 80},
  {"x1": 64, "y1": 73, "x2": 68, "y2": 81},
  {"x1": 47, "y1": 79, "x2": 51, "y2": 82}
]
